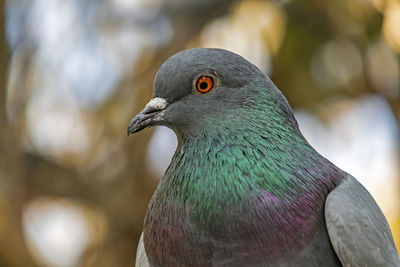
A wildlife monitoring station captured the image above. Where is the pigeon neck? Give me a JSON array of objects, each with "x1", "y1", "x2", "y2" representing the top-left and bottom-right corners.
[{"x1": 165, "y1": 127, "x2": 340, "y2": 200}]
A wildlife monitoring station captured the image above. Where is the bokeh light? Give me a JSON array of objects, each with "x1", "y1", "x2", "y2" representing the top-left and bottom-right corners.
[
  {"x1": 310, "y1": 40, "x2": 363, "y2": 90},
  {"x1": 383, "y1": 0, "x2": 400, "y2": 53},
  {"x1": 146, "y1": 127, "x2": 177, "y2": 179},
  {"x1": 22, "y1": 197, "x2": 107, "y2": 267},
  {"x1": 194, "y1": 0, "x2": 286, "y2": 73},
  {"x1": 366, "y1": 40, "x2": 400, "y2": 99}
]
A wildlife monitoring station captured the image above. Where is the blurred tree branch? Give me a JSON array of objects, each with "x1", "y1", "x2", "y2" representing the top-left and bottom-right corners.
[{"x1": 0, "y1": 0, "x2": 39, "y2": 265}]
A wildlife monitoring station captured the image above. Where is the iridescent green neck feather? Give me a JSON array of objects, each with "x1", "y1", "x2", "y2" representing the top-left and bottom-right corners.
[{"x1": 155, "y1": 79, "x2": 340, "y2": 224}]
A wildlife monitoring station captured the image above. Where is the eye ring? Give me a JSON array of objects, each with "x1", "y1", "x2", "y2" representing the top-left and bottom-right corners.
[{"x1": 196, "y1": 76, "x2": 214, "y2": 93}]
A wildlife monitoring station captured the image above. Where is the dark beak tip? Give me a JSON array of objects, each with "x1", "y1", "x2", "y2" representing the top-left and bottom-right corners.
[
  {"x1": 127, "y1": 117, "x2": 138, "y2": 136},
  {"x1": 127, "y1": 112, "x2": 148, "y2": 136},
  {"x1": 127, "y1": 121, "x2": 139, "y2": 136},
  {"x1": 127, "y1": 124, "x2": 140, "y2": 136}
]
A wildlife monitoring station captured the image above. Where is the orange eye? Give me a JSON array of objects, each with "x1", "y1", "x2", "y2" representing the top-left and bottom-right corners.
[{"x1": 196, "y1": 76, "x2": 214, "y2": 93}]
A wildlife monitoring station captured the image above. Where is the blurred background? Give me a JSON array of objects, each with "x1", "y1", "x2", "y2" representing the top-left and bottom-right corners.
[{"x1": 0, "y1": 0, "x2": 399, "y2": 266}]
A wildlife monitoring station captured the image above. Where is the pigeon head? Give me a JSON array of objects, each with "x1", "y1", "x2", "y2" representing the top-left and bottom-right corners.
[{"x1": 128, "y1": 48, "x2": 295, "y2": 138}]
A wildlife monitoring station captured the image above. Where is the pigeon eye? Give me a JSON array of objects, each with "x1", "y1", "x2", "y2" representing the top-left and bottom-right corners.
[{"x1": 196, "y1": 76, "x2": 214, "y2": 93}]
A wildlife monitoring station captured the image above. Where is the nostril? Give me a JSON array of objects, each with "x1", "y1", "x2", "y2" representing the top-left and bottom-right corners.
[{"x1": 143, "y1": 98, "x2": 168, "y2": 114}]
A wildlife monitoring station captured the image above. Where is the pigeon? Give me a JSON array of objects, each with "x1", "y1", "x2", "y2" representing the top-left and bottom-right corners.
[{"x1": 128, "y1": 48, "x2": 400, "y2": 267}]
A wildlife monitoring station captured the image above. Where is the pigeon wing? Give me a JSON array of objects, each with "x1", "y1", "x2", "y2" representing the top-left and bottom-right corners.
[
  {"x1": 135, "y1": 233, "x2": 150, "y2": 267},
  {"x1": 325, "y1": 175, "x2": 400, "y2": 266}
]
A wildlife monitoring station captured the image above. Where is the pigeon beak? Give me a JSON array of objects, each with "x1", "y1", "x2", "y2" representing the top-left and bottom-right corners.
[{"x1": 127, "y1": 97, "x2": 169, "y2": 136}]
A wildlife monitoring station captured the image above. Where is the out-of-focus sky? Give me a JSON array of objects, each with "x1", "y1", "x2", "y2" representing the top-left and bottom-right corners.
[{"x1": 1, "y1": 0, "x2": 399, "y2": 266}]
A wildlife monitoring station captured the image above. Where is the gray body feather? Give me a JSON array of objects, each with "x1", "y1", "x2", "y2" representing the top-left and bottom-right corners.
[
  {"x1": 136, "y1": 233, "x2": 150, "y2": 267},
  {"x1": 325, "y1": 175, "x2": 400, "y2": 267}
]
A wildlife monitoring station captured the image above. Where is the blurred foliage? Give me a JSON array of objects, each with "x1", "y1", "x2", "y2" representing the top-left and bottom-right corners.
[{"x1": 0, "y1": 0, "x2": 399, "y2": 266}]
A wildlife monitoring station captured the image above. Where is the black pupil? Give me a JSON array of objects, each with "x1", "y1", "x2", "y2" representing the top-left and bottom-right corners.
[{"x1": 200, "y1": 82, "x2": 208, "y2": 90}]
